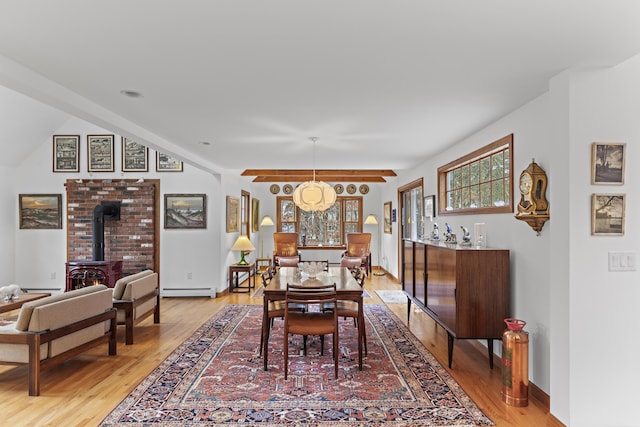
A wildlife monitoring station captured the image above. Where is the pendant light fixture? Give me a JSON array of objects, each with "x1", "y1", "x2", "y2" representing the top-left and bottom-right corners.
[{"x1": 293, "y1": 137, "x2": 337, "y2": 212}]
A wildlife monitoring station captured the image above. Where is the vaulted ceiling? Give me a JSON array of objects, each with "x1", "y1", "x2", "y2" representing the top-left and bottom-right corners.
[{"x1": 1, "y1": 1, "x2": 640, "y2": 175}]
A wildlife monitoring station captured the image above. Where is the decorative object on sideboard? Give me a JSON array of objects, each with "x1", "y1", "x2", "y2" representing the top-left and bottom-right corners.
[
  {"x1": 443, "y1": 222, "x2": 456, "y2": 243},
  {"x1": 460, "y1": 226, "x2": 472, "y2": 246},
  {"x1": 0, "y1": 284, "x2": 21, "y2": 302},
  {"x1": 292, "y1": 137, "x2": 337, "y2": 212},
  {"x1": 515, "y1": 158, "x2": 549, "y2": 235},
  {"x1": 430, "y1": 223, "x2": 440, "y2": 241},
  {"x1": 474, "y1": 222, "x2": 487, "y2": 248}
]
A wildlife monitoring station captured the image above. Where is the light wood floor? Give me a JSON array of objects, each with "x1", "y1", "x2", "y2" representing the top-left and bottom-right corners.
[{"x1": 0, "y1": 273, "x2": 560, "y2": 426}]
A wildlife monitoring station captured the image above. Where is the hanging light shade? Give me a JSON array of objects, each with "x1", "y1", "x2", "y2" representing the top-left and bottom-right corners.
[{"x1": 292, "y1": 137, "x2": 337, "y2": 212}]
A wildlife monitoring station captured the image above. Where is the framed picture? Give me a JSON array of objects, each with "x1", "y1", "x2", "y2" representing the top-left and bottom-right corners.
[
  {"x1": 87, "y1": 134, "x2": 115, "y2": 172},
  {"x1": 424, "y1": 194, "x2": 436, "y2": 219},
  {"x1": 156, "y1": 152, "x2": 183, "y2": 172},
  {"x1": 591, "y1": 142, "x2": 625, "y2": 185},
  {"x1": 384, "y1": 201, "x2": 392, "y2": 234},
  {"x1": 251, "y1": 198, "x2": 260, "y2": 232},
  {"x1": 226, "y1": 196, "x2": 240, "y2": 233},
  {"x1": 591, "y1": 193, "x2": 625, "y2": 236},
  {"x1": 121, "y1": 137, "x2": 149, "y2": 172},
  {"x1": 52, "y1": 135, "x2": 80, "y2": 172},
  {"x1": 164, "y1": 194, "x2": 206, "y2": 229},
  {"x1": 19, "y1": 194, "x2": 62, "y2": 229}
]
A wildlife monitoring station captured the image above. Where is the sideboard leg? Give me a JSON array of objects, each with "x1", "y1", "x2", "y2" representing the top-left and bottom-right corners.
[
  {"x1": 487, "y1": 339, "x2": 494, "y2": 369},
  {"x1": 447, "y1": 332, "x2": 454, "y2": 368},
  {"x1": 407, "y1": 297, "x2": 412, "y2": 322}
]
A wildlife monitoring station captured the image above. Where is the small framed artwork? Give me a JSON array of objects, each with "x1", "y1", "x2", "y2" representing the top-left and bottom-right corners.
[
  {"x1": 591, "y1": 193, "x2": 625, "y2": 236},
  {"x1": 87, "y1": 134, "x2": 115, "y2": 172},
  {"x1": 52, "y1": 135, "x2": 80, "y2": 172},
  {"x1": 384, "y1": 201, "x2": 392, "y2": 234},
  {"x1": 164, "y1": 194, "x2": 206, "y2": 229},
  {"x1": 121, "y1": 137, "x2": 149, "y2": 172},
  {"x1": 19, "y1": 194, "x2": 62, "y2": 229},
  {"x1": 226, "y1": 196, "x2": 240, "y2": 233},
  {"x1": 251, "y1": 198, "x2": 260, "y2": 232},
  {"x1": 424, "y1": 194, "x2": 436, "y2": 219},
  {"x1": 592, "y1": 142, "x2": 625, "y2": 185},
  {"x1": 157, "y1": 152, "x2": 183, "y2": 172}
]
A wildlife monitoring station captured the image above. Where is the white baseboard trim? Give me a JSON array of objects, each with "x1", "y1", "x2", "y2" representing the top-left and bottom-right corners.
[{"x1": 161, "y1": 288, "x2": 214, "y2": 298}]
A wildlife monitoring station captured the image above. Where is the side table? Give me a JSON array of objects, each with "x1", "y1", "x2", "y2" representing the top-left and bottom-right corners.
[{"x1": 229, "y1": 262, "x2": 256, "y2": 293}]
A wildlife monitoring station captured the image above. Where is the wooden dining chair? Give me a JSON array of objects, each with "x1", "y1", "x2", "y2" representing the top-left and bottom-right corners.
[
  {"x1": 283, "y1": 283, "x2": 339, "y2": 380},
  {"x1": 327, "y1": 266, "x2": 367, "y2": 355}
]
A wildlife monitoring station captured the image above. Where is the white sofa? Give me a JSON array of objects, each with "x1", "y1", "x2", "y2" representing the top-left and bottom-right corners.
[
  {"x1": 0, "y1": 285, "x2": 116, "y2": 395},
  {"x1": 112, "y1": 270, "x2": 160, "y2": 345}
]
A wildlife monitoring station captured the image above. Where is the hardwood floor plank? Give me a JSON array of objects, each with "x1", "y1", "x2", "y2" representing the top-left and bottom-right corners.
[{"x1": 0, "y1": 274, "x2": 557, "y2": 426}]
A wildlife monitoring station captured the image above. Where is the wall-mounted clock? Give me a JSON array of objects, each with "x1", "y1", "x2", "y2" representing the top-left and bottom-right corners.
[{"x1": 515, "y1": 159, "x2": 550, "y2": 234}]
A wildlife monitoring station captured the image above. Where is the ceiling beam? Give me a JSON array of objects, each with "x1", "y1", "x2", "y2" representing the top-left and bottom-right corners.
[{"x1": 241, "y1": 169, "x2": 396, "y2": 183}]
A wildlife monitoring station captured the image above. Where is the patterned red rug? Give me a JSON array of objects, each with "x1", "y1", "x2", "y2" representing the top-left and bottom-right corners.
[{"x1": 100, "y1": 304, "x2": 493, "y2": 426}]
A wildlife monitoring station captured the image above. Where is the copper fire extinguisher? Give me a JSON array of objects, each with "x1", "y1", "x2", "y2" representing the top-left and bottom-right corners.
[{"x1": 501, "y1": 318, "x2": 529, "y2": 407}]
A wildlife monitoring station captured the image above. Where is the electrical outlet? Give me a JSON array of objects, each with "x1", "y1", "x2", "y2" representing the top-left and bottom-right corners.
[{"x1": 187, "y1": 272, "x2": 193, "y2": 279}]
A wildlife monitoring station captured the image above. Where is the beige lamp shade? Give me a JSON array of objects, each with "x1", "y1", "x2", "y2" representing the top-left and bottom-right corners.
[
  {"x1": 364, "y1": 214, "x2": 378, "y2": 225},
  {"x1": 261, "y1": 215, "x2": 275, "y2": 226},
  {"x1": 292, "y1": 180, "x2": 337, "y2": 212},
  {"x1": 232, "y1": 235, "x2": 255, "y2": 265}
]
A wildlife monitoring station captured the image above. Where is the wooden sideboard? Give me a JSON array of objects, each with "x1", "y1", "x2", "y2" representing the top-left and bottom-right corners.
[{"x1": 402, "y1": 239, "x2": 510, "y2": 369}]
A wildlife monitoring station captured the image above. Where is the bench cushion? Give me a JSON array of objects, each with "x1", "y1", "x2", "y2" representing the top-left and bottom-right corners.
[{"x1": 112, "y1": 270, "x2": 153, "y2": 300}]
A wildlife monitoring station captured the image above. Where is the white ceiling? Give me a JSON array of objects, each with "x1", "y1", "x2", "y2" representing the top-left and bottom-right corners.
[{"x1": 1, "y1": 1, "x2": 640, "y2": 174}]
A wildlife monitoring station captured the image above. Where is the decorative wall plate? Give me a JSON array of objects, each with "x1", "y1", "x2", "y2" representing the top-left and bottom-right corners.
[
  {"x1": 334, "y1": 184, "x2": 344, "y2": 194},
  {"x1": 283, "y1": 184, "x2": 293, "y2": 195},
  {"x1": 359, "y1": 184, "x2": 370, "y2": 194},
  {"x1": 346, "y1": 184, "x2": 357, "y2": 194},
  {"x1": 270, "y1": 184, "x2": 280, "y2": 194}
]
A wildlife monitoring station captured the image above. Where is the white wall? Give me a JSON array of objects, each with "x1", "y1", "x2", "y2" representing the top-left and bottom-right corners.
[
  {"x1": 563, "y1": 59, "x2": 640, "y2": 427},
  {"x1": 0, "y1": 167, "x2": 16, "y2": 285},
  {"x1": 380, "y1": 55, "x2": 640, "y2": 426},
  {"x1": 12, "y1": 116, "x2": 223, "y2": 297}
]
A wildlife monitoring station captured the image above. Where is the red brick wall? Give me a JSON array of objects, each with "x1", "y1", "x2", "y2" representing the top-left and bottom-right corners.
[{"x1": 65, "y1": 179, "x2": 157, "y2": 276}]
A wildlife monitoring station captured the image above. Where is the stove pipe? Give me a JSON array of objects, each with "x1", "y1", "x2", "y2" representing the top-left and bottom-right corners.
[{"x1": 92, "y1": 202, "x2": 121, "y2": 261}]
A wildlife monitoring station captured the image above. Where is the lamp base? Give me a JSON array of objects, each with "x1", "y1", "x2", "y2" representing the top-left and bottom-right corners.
[
  {"x1": 373, "y1": 267, "x2": 386, "y2": 276},
  {"x1": 237, "y1": 251, "x2": 249, "y2": 265}
]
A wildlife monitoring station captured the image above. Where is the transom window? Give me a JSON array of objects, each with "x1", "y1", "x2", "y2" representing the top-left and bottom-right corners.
[
  {"x1": 277, "y1": 196, "x2": 362, "y2": 247},
  {"x1": 437, "y1": 134, "x2": 513, "y2": 215}
]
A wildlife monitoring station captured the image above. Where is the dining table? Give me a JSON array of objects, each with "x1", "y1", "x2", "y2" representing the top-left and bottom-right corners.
[{"x1": 262, "y1": 266, "x2": 365, "y2": 371}]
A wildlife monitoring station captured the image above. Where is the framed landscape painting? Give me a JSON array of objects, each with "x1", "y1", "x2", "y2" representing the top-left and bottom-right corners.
[
  {"x1": 591, "y1": 193, "x2": 625, "y2": 236},
  {"x1": 592, "y1": 142, "x2": 625, "y2": 185},
  {"x1": 121, "y1": 137, "x2": 149, "y2": 172},
  {"x1": 19, "y1": 194, "x2": 62, "y2": 229},
  {"x1": 87, "y1": 134, "x2": 115, "y2": 172},
  {"x1": 53, "y1": 135, "x2": 80, "y2": 172},
  {"x1": 226, "y1": 196, "x2": 240, "y2": 233},
  {"x1": 251, "y1": 198, "x2": 260, "y2": 232},
  {"x1": 164, "y1": 194, "x2": 206, "y2": 229},
  {"x1": 384, "y1": 201, "x2": 392, "y2": 234},
  {"x1": 157, "y1": 152, "x2": 183, "y2": 172}
]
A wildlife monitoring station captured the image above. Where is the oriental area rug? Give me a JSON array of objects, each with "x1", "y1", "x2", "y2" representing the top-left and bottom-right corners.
[{"x1": 100, "y1": 304, "x2": 493, "y2": 426}]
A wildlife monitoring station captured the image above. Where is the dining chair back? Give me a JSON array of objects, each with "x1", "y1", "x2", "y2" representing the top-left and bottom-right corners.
[
  {"x1": 273, "y1": 232, "x2": 301, "y2": 267},
  {"x1": 283, "y1": 282, "x2": 338, "y2": 380}
]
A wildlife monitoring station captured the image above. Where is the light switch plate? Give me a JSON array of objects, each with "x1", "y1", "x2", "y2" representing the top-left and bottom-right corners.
[{"x1": 608, "y1": 252, "x2": 636, "y2": 272}]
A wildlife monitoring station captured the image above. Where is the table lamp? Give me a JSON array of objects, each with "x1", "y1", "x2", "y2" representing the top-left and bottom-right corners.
[{"x1": 231, "y1": 235, "x2": 255, "y2": 265}]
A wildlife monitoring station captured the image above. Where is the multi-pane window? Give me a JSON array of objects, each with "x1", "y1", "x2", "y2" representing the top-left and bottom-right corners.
[
  {"x1": 277, "y1": 196, "x2": 362, "y2": 247},
  {"x1": 437, "y1": 134, "x2": 513, "y2": 215}
]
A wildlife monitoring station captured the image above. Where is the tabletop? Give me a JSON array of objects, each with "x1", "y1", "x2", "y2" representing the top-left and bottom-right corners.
[{"x1": 265, "y1": 266, "x2": 361, "y2": 294}]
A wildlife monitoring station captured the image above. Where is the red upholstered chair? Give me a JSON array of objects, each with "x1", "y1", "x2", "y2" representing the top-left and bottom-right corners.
[
  {"x1": 273, "y1": 232, "x2": 302, "y2": 267},
  {"x1": 340, "y1": 233, "x2": 372, "y2": 274}
]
